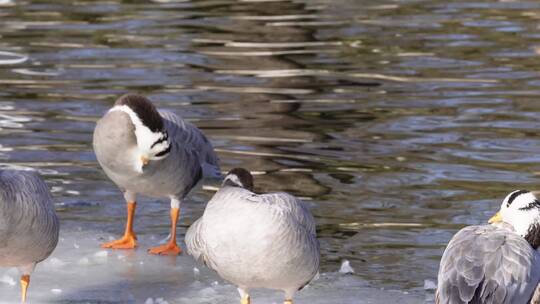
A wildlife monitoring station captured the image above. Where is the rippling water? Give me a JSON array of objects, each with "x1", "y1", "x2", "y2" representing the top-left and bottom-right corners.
[{"x1": 2, "y1": 0, "x2": 540, "y2": 298}]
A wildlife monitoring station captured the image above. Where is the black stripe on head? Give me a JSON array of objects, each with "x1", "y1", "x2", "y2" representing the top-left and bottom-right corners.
[
  {"x1": 151, "y1": 132, "x2": 169, "y2": 148},
  {"x1": 155, "y1": 144, "x2": 171, "y2": 157},
  {"x1": 223, "y1": 168, "x2": 254, "y2": 191},
  {"x1": 507, "y1": 189, "x2": 530, "y2": 207},
  {"x1": 115, "y1": 94, "x2": 164, "y2": 132}
]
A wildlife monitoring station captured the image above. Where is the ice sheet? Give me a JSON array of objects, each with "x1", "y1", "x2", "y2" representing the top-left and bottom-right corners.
[{"x1": 0, "y1": 230, "x2": 431, "y2": 303}]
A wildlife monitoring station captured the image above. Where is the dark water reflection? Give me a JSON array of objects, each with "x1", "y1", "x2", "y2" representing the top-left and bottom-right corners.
[{"x1": 2, "y1": 0, "x2": 540, "y2": 292}]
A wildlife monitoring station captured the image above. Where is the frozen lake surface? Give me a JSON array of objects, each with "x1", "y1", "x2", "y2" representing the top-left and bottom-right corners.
[{"x1": 0, "y1": 230, "x2": 427, "y2": 303}]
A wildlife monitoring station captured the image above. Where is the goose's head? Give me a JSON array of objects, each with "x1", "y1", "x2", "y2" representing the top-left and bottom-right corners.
[
  {"x1": 222, "y1": 168, "x2": 254, "y2": 192},
  {"x1": 109, "y1": 94, "x2": 171, "y2": 172},
  {"x1": 489, "y1": 190, "x2": 540, "y2": 248}
]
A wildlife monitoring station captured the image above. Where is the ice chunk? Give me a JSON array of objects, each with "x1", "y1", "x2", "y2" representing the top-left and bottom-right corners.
[
  {"x1": 145, "y1": 298, "x2": 154, "y2": 304},
  {"x1": 339, "y1": 260, "x2": 355, "y2": 274},
  {"x1": 423, "y1": 279, "x2": 437, "y2": 290},
  {"x1": 51, "y1": 288, "x2": 62, "y2": 294},
  {"x1": 193, "y1": 267, "x2": 200, "y2": 277}
]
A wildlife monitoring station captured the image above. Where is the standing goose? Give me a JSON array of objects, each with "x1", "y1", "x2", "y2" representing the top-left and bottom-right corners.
[
  {"x1": 93, "y1": 94, "x2": 220, "y2": 255},
  {"x1": 436, "y1": 190, "x2": 540, "y2": 304},
  {"x1": 186, "y1": 168, "x2": 319, "y2": 304},
  {"x1": 0, "y1": 169, "x2": 59, "y2": 302}
]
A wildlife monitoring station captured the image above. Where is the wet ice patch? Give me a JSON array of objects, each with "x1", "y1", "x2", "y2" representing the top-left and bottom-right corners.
[
  {"x1": 0, "y1": 230, "x2": 427, "y2": 303},
  {"x1": 0, "y1": 274, "x2": 16, "y2": 286}
]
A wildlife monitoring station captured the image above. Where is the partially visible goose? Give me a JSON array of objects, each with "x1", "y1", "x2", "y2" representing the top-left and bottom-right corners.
[
  {"x1": 186, "y1": 168, "x2": 319, "y2": 304},
  {"x1": 0, "y1": 170, "x2": 59, "y2": 302},
  {"x1": 436, "y1": 190, "x2": 540, "y2": 304}
]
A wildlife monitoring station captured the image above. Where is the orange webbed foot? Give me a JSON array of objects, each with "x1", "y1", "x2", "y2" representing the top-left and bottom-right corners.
[
  {"x1": 101, "y1": 233, "x2": 137, "y2": 249},
  {"x1": 148, "y1": 241, "x2": 182, "y2": 255}
]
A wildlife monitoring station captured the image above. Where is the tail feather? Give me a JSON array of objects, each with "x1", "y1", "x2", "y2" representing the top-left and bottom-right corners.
[{"x1": 202, "y1": 162, "x2": 222, "y2": 179}]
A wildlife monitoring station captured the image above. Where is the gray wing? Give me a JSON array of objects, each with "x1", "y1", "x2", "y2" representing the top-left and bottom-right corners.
[
  {"x1": 0, "y1": 170, "x2": 59, "y2": 266},
  {"x1": 436, "y1": 225, "x2": 540, "y2": 304},
  {"x1": 254, "y1": 192, "x2": 320, "y2": 285},
  {"x1": 159, "y1": 110, "x2": 220, "y2": 178},
  {"x1": 255, "y1": 192, "x2": 317, "y2": 237}
]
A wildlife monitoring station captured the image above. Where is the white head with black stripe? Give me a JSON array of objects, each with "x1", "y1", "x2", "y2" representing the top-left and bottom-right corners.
[
  {"x1": 490, "y1": 190, "x2": 540, "y2": 240},
  {"x1": 222, "y1": 168, "x2": 254, "y2": 192},
  {"x1": 109, "y1": 94, "x2": 171, "y2": 172}
]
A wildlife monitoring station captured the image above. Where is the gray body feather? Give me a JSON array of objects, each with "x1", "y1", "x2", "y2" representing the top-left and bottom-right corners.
[
  {"x1": 436, "y1": 224, "x2": 540, "y2": 304},
  {"x1": 93, "y1": 109, "x2": 219, "y2": 200},
  {"x1": 186, "y1": 186, "x2": 319, "y2": 297},
  {"x1": 0, "y1": 170, "x2": 59, "y2": 269}
]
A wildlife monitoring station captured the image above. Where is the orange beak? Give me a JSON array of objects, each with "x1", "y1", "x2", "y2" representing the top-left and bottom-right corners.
[{"x1": 140, "y1": 156, "x2": 149, "y2": 166}]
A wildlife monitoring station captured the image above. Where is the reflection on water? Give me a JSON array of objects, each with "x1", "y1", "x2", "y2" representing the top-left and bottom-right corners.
[{"x1": 1, "y1": 0, "x2": 540, "y2": 294}]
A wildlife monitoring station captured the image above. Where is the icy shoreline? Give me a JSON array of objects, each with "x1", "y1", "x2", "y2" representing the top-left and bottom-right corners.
[{"x1": 0, "y1": 230, "x2": 430, "y2": 303}]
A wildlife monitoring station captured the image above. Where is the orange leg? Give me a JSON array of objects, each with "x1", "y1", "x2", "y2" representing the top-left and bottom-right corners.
[
  {"x1": 20, "y1": 274, "x2": 30, "y2": 303},
  {"x1": 148, "y1": 207, "x2": 182, "y2": 255},
  {"x1": 101, "y1": 201, "x2": 137, "y2": 249}
]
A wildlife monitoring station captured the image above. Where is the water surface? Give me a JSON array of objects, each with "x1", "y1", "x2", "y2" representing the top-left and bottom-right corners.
[{"x1": 2, "y1": 0, "x2": 540, "y2": 302}]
